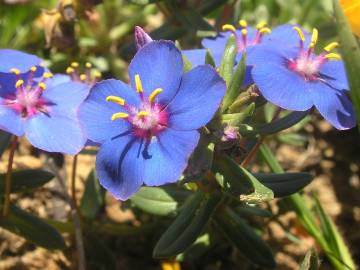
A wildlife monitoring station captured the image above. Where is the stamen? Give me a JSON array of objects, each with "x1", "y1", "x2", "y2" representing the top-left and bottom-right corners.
[
  {"x1": 38, "y1": 82, "x2": 47, "y2": 91},
  {"x1": 259, "y1": 27, "x2": 271, "y2": 34},
  {"x1": 239, "y1": 19, "x2": 247, "y2": 28},
  {"x1": 15, "y1": 80, "x2": 24, "y2": 88},
  {"x1": 111, "y1": 112, "x2": 129, "y2": 121},
  {"x1": 241, "y1": 28, "x2": 248, "y2": 36},
  {"x1": 324, "y1": 42, "x2": 339, "y2": 52},
  {"x1": 293, "y1": 26, "x2": 305, "y2": 42},
  {"x1": 79, "y1": 74, "x2": 87, "y2": 81},
  {"x1": 148, "y1": 88, "x2": 163, "y2": 103},
  {"x1": 66, "y1": 67, "x2": 75, "y2": 74},
  {"x1": 43, "y1": 72, "x2": 53, "y2": 79},
  {"x1": 30, "y1": 66, "x2": 37, "y2": 72},
  {"x1": 93, "y1": 70, "x2": 102, "y2": 78},
  {"x1": 256, "y1": 21, "x2": 267, "y2": 29},
  {"x1": 85, "y1": 62, "x2": 92, "y2": 68},
  {"x1": 106, "y1": 95, "x2": 125, "y2": 106},
  {"x1": 324, "y1": 53, "x2": 341, "y2": 60},
  {"x1": 71, "y1": 62, "x2": 79, "y2": 68},
  {"x1": 310, "y1": 28, "x2": 318, "y2": 48},
  {"x1": 222, "y1": 24, "x2": 236, "y2": 32},
  {"x1": 135, "y1": 74, "x2": 143, "y2": 93},
  {"x1": 10, "y1": 68, "x2": 20, "y2": 75},
  {"x1": 137, "y1": 111, "x2": 149, "y2": 117}
]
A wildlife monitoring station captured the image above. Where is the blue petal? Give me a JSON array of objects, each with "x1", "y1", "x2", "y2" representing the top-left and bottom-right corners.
[
  {"x1": 202, "y1": 32, "x2": 230, "y2": 55},
  {"x1": 0, "y1": 49, "x2": 43, "y2": 73},
  {"x1": 320, "y1": 60, "x2": 349, "y2": 91},
  {"x1": 46, "y1": 74, "x2": 72, "y2": 88},
  {"x1": 96, "y1": 135, "x2": 144, "y2": 200},
  {"x1": 143, "y1": 129, "x2": 199, "y2": 186},
  {"x1": 0, "y1": 74, "x2": 17, "y2": 98},
  {"x1": 183, "y1": 49, "x2": 206, "y2": 66},
  {"x1": 128, "y1": 41, "x2": 183, "y2": 105},
  {"x1": 79, "y1": 79, "x2": 138, "y2": 144},
  {"x1": 310, "y1": 83, "x2": 356, "y2": 130},
  {"x1": 263, "y1": 24, "x2": 311, "y2": 47},
  {"x1": 24, "y1": 109, "x2": 86, "y2": 154},
  {"x1": 167, "y1": 65, "x2": 226, "y2": 130},
  {"x1": 42, "y1": 81, "x2": 90, "y2": 113},
  {"x1": 0, "y1": 102, "x2": 24, "y2": 136}
]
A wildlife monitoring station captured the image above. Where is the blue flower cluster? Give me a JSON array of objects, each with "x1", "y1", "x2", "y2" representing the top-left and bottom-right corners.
[{"x1": 0, "y1": 22, "x2": 356, "y2": 200}]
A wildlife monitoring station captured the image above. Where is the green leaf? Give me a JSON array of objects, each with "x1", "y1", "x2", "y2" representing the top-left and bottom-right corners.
[
  {"x1": 153, "y1": 191, "x2": 222, "y2": 258},
  {"x1": 222, "y1": 102, "x2": 255, "y2": 127},
  {"x1": 0, "y1": 170, "x2": 54, "y2": 195},
  {"x1": 300, "y1": 249, "x2": 319, "y2": 270},
  {"x1": 236, "y1": 205, "x2": 272, "y2": 218},
  {"x1": 182, "y1": 52, "x2": 193, "y2": 72},
  {"x1": 214, "y1": 207, "x2": 276, "y2": 268},
  {"x1": 131, "y1": 186, "x2": 191, "y2": 216},
  {"x1": 222, "y1": 53, "x2": 246, "y2": 111},
  {"x1": 80, "y1": 169, "x2": 105, "y2": 219},
  {"x1": 0, "y1": 205, "x2": 65, "y2": 250},
  {"x1": 219, "y1": 35, "x2": 237, "y2": 86},
  {"x1": 257, "y1": 110, "x2": 310, "y2": 135},
  {"x1": 205, "y1": 49, "x2": 216, "y2": 67},
  {"x1": 176, "y1": 233, "x2": 211, "y2": 261},
  {"x1": 333, "y1": 0, "x2": 360, "y2": 133},
  {"x1": 254, "y1": 172, "x2": 314, "y2": 197}
]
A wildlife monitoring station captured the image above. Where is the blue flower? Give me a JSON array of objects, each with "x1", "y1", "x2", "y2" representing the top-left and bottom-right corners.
[
  {"x1": 79, "y1": 41, "x2": 226, "y2": 200},
  {"x1": 0, "y1": 49, "x2": 44, "y2": 74},
  {"x1": 250, "y1": 26, "x2": 356, "y2": 130},
  {"x1": 0, "y1": 52, "x2": 89, "y2": 154}
]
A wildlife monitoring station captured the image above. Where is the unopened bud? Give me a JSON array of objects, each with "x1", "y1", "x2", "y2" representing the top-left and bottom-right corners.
[{"x1": 134, "y1": 26, "x2": 153, "y2": 50}]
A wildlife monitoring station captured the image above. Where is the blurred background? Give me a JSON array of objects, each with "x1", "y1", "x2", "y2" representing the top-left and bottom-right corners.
[{"x1": 0, "y1": 0, "x2": 359, "y2": 269}]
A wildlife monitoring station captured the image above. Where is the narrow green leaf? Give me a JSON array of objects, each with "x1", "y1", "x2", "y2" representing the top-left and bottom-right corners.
[
  {"x1": 0, "y1": 205, "x2": 65, "y2": 250},
  {"x1": 0, "y1": 170, "x2": 54, "y2": 195},
  {"x1": 300, "y1": 249, "x2": 319, "y2": 270},
  {"x1": 254, "y1": 172, "x2": 314, "y2": 197},
  {"x1": 222, "y1": 102, "x2": 255, "y2": 127},
  {"x1": 214, "y1": 207, "x2": 276, "y2": 268},
  {"x1": 219, "y1": 35, "x2": 237, "y2": 86},
  {"x1": 333, "y1": 0, "x2": 360, "y2": 132},
  {"x1": 131, "y1": 186, "x2": 191, "y2": 216},
  {"x1": 182, "y1": 52, "x2": 193, "y2": 72},
  {"x1": 176, "y1": 233, "x2": 211, "y2": 261},
  {"x1": 80, "y1": 169, "x2": 105, "y2": 219},
  {"x1": 222, "y1": 53, "x2": 246, "y2": 111},
  {"x1": 153, "y1": 191, "x2": 222, "y2": 258},
  {"x1": 205, "y1": 49, "x2": 216, "y2": 67}
]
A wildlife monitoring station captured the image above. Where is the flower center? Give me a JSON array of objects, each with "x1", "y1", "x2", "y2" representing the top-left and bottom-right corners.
[
  {"x1": 287, "y1": 27, "x2": 341, "y2": 81},
  {"x1": 66, "y1": 61, "x2": 102, "y2": 86},
  {"x1": 3, "y1": 67, "x2": 53, "y2": 118},
  {"x1": 106, "y1": 74, "x2": 168, "y2": 140},
  {"x1": 222, "y1": 20, "x2": 271, "y2": 52}
]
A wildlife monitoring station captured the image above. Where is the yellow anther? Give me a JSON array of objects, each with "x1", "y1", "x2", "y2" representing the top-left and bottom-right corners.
[
  {"x1": 137, "y1": 111, "x2": 149, "y2": 117},
  {"x1": 256, "y1": 21, "x2": 267, "y2": 29},
  {"x1": 259, "y1": 27, "x2": 271, "y2": 34},
  {"x1": 241, "y1": 28, "x2": 248, "y2": 36},
  {"x1": 71, "y1": 62, "x2": 79, "y2": 68},
  {"x1": 239, "y1": 19, "x2": 247, "y2": 28},
  {"x1": 222, "y1": 24, "x2": 236, "y2": 32},
  {"x1": 111, "y1": 112, "x2": 129, "y2": 121},
  {"x1": 38, "y1": 82, "x2": 46, "y2": 90},
  {"x1": 79, "y1": 74, "x2": 87, "y2": 81},
  {"x1": 43, "y1": 72, "x2": 53, "y2": 79},
  {"x1": 293, "y1": 26, "x2": 305, "y2": 42},
  {"x1": 30, "y1": 66, "x2": 37, "y2": 72},
  {"x1": 324, "y1": 42, "x2": 339, "y2": 52},
  {"x1": 106, "y1": 95, "x2": 125, "y2": 106},
  {"x1": 85, "y1": 62, "x2": 92, "y2": 68},
  {"x1": 66, "y1": 67, "x2": 75, "y2": 74},
  {"x1": 93, "y1": 70, "x2": 102, "y2": 78},
  {"x1": 15, "y1": 80, "x2": 24, "y2": 88},
  {"x1": 10, "y1": 68, "x2": 20, "y2": 75},
  {"x1": 325, "y1": 53, "x2": 342, "y2": 60},
  {"x1": 135, "y1": 74, "x2": 143, "y2": 93},
  {"x1": 148, "y1": 88, "x2": 163, "y2": 103},
  {"x1": 310, "y1": 28, "x2": 318, "y2": 48}
]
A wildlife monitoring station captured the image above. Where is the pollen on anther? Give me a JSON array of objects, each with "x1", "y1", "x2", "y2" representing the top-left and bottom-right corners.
[
  {"x1": 310, "y1": 28, "x2": 318, "y2": 48},
  {"x1": 148, "y1": 88, "x2": 163, "y2": 103},
  {"x1": 222, "y1": 24, "x2": 236, "y2": 32},
  {"x1": 15, "y1": 80, "x2": 24, "y2": 88},
  {"x1": 241, "y1": 28, "x2": 248, "y2": 36},
  {"x1": 256, "y1": 21, "x2": 267, "y2": 29},
  {"x1": 324, "y1": 42, "x2": 339, "y2": 52},
  {"x1": 80, "y1": 74, "x2": 87, "y2": 81},
  {"x1": 239, "y1": 20, "x2": 247, "y2": 28},
  {"x1": 259, "y1": 27, "x2": 271, "y2": 34},
  {"x1": 106, "y1": 95, "x2": 125, "y2": 106},
  {"x1": 43, "y1": 72, "x2": 53, "y2": 79},
  {"x1": 30, "y1": 66, "x2": 37, "y2": 72},
  {"x1": 85, "y1": 62, "x2": 92, "y2": 68},
  {"x1": 135, "y1": 74, "x2": 143, "y2": 93},
  {"x1": 293, "y1": 26, "x2": 305, "y2": 42},
  {"x1": 325, "y1": 53, "x2": 341, "y2": 60},
  {"x1": 66, "y1": 67, "x2": 75, "y2": 74},
  {"x1": 93, "y1": 70, "x2": 102, "y2": 78},
  {"x1": 71, "y1": 62, "x2": 79, "y2": 68},
  {"x1": 111, "y1": 112, "x2": 129, "y2": 121},
  {"x1": 10, "y1": 68, "x2": 20, "y2": 75},
  {"x1": 137, "y1": 111, "x2": 150, "y2": 118},
  {"x1": 38, "y1": 82, "x2": 47, "y2": 90}
]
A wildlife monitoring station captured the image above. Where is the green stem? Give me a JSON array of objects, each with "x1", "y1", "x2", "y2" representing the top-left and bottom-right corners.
[{"x1": 2, "y1": 136, "x2": 18, "y2": 217}]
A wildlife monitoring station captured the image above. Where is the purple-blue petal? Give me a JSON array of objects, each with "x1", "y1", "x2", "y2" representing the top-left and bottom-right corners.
[
  {"x1": 24, "y1": 109, "x2": 86, "y2": 154},
  {"x1": 183, "y1": 49, "x2": 207, "y2": 66},
  {"x1": 96, "y1": 135, "x2": 144, "y2": 200},
  {"x1": 0, "y1": 102, "x2": 24, "y2": 136},
  {"x1": 128, "y1": 41, "x2": 183, "y2": 105},
  {"x1": 320, "y1": 60, "x2": 349, "y2": 91},
  {"x1": 263, "y1": 24, "x2": 311, "y2": 48},
  {"x1": 202, "y1": 32, "x2": 230, "y2": 55},
  {"x1": 79, "y1": 79, "x2": 137, "y2": 144},
  {"x1": 0, "y1": 74, "x2": 17, "y2": 98},
  {"x1": 0, "y1": 49, "x2": 43, "y2": 73},
  {"x1": 167, "y1": 65, "x2": 226, "y2": 130},
  {"x1": 46, "y1": 74, "x2": 72, "y2": 88},
  {"x1": 310, "y1": 83, "x2": 356, "y2": 130},
  {"x1": 143, "y1": 129, "x2": 199, "y2": 186}
]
